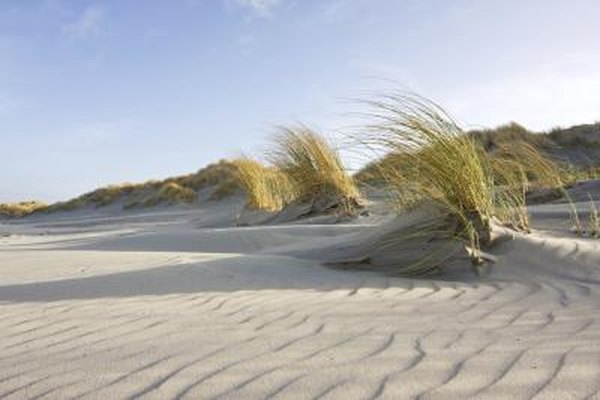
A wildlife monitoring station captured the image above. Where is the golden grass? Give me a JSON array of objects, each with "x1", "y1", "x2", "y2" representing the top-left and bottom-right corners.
[
  {"x1": 488, "y1": 141, "x2": 562, "y2": 231},
  {"x1": 364, "y1": 93, "x2": 495, "y2": 251},
  {"x1": 361, "y1": 92, "x2": 564, "y2": 269},
  {"x1": 0, "y1": 201, "x2": 48, "y2": 218},
  {"x1": 268, "y1": 125, "x2": 362, "y2": 213},
  {"x1": 40, "y1": 161, "x2": 239, "y2": 213},
  {"x1": 175, "y1": 160, "x2": 238, "y2": 191},
  {"x1": 143, "y1": 182, "x2": 197, "y2": 207},
  {"x1": 230, "y1": 158, "x2": 297, "y2": 211}
]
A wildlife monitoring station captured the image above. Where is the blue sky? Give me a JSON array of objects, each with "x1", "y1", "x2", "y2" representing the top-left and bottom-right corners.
[{"x1": 2, "y1": 0, "x2": 600, "y2": 202}]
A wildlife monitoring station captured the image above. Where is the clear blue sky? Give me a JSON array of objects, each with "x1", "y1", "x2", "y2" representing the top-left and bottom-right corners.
[{"x1": 2, "y1": 0, "x2": 600, "y2": 202}]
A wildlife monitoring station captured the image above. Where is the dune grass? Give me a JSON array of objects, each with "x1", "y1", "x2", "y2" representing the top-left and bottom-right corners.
[
  {"x1": 488, "y1": 141, "x2": 562, "y2": 231},
  {"x1": 0, "y1": 201, "x2": 48, "y2": 218},
  {"x1": 364, "y1": 93, "x2": 495, "y2": 252},
  {"x1": 359, "y1": 92, "x2": 563, "y2": 270},
  {"x1": 268, "y1": 125, "x2": 363, "y2": 214},
  {"x1": 230, "y1": 158, "x2": 297, "y2": 211},
  {"x1": 143, "y1": 182, "x2": 197, "y2": 207}
]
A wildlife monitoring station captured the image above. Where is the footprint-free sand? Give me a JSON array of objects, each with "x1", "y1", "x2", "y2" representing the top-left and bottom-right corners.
[{"x1": 1, "y1": 196, "x2": 599, "y2": 399}]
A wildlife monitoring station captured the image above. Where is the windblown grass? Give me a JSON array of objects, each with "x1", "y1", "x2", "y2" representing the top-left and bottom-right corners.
[
  {"x1": 364, "y1": 93, "x2": 495, "y2": 250},
  {"x1": 269, "y1": 125, "x2": 363, "y2": 214},
  {"x1": 230, "y1": 158, "x2": 297, "y2": 211},
  {"x1": 0, "y1": 201, "x2": 48, "y2": 218},
  {"x1": 488, "y1": 141, "x2": 562, "y2": 231},
  {"x1": 355, "y1": 92, "x2": 563, "y2": 272}
]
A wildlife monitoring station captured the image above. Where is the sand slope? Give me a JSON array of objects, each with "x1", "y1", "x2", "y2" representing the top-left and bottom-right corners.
[{"x1": 1, "y1": 200, "x2": 600, "y2": 399}]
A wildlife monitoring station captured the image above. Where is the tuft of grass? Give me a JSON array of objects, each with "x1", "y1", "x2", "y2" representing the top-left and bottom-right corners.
[
  {"x1": 143, "y1": 182, "x2": 197, "y2": 207},
  {"x1": 0, "y1": 201, "x2": 48, "y2": 218},
  {"x1": 358, "y1": 92, "x2": 565, "y2": 272},
  {"x1": 230, "y1": 158, "x2": 297, "y2": 211},
  {"x1": 563, "y1": 190, "x2": 583, "y2": 236},
  {"x1": 364, "y1": 93, "x2": 495, "y2": 254},
  {"x1": 268, "y1": 125, "x2": 363, "y2": 214},
  {"x1": 488, "y1": 140, "x2": 562, "y2": 231}
]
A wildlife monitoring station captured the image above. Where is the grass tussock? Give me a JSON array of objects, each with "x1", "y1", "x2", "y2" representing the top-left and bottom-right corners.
[
  {"x1": 229, "y1": 127, "x2": 362, "y2": 215},
  {"x1": 230, "y1": 158, "x2": 297, "y2": 211},
  {"x1": 268, "y1": 125, "x2": 363, "y2": 213},
  {"x1": 364, "y1": 93, "x2": 495, "y2": 249},
  {"x1": 0, "y1": 201, "x2": 48, "y2": 218},
  {"x1": 358, "y1": 92, "x2": 563, "y2": 272}
]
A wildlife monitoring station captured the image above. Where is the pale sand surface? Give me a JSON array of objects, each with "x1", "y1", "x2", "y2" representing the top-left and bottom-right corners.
[{"x1": 1, "y1": 197, "x2": 600, "y2": 399}]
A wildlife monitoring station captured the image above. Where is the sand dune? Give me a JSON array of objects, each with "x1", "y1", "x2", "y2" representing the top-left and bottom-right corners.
[{"x1": 1, "y1": 197, "x2": 600, "y2": 399}]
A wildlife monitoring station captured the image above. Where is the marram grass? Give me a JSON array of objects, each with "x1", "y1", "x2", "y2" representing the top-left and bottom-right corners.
[
  {"x1": 357, "y1": 92, "x2": 563, "y2": 272},
  {"x1": 363, "y1": 93, "x2": 495, "y2": 252},
  {"x1": 268, "y1": 125, "x2": 363, "y2": 214},
  {"x1": 143, "y1": 182, "x2": 197, "y2": 207},
  {"x1": 230, "y1": 157, "x2": 297, "y2": 212}
]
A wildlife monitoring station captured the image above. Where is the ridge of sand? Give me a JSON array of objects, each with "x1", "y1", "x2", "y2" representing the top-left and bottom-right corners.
[{"x1": 1, "y1": 197, "x2": 599, "y2": 399}]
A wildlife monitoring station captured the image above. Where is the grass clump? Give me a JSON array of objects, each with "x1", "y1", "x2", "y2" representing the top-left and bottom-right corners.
[
  {"x1": 364, "y1": 93, "x2": 495, "y2": 250},
  {"x1": 230, "y1": 158, "x2": 296, "y2": 212},
  {"x1": 0, "y1": 201, "x2": 48, "y2": 218},
  {"x1": 269, "y1": 125, "x2": 363, "y2": 214},
  {"x1": 355, "y1": 92, "x2": 564, "y2": 273},
  {"x1": 143, "y1": 182, "x2": 197, "y2": 207}
]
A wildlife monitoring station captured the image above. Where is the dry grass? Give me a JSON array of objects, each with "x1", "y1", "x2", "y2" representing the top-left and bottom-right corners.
[
  {"x1": 143, "y1": 182, "x2": 197, "y2": 207},
  {"x1": 230, "y1": 158, "x2": 297, "y2": 211},
  {"x1": 364, "y1": 93, "x2": 495, "y2": 252},
  {"x1": 40, "y1": 161, "x2": 239, "y2": 214},
  {"x1": 175, "y1": 160, "x2": 239, "y2": 191},
  {"x1": 358, "y1": 92, "x2": 564, "y2": 272},
  {"x1": 268, "y1": 125, "x2": 362, "y2": 214},
  {"x1": 488, "y1": 141, "x2": 562, "y2": 231},
  {"x1": 0, "y1": 201, "x2": 48, "y2": 218}
]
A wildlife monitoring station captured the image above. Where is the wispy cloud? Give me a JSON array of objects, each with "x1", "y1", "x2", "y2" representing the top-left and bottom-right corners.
[{"x1": 62, "y1": 5, "x2": 105, "y2": 41}]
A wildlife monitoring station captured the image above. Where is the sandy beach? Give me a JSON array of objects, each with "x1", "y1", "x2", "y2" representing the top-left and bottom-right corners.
[{"x1": 1, "y1": 194, "x2": 599, "y2": 400}]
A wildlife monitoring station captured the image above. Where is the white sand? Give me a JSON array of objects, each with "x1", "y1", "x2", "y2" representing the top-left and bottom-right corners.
[{"x1": 1, "y1": 197, "x2": 600, "y2": 399}]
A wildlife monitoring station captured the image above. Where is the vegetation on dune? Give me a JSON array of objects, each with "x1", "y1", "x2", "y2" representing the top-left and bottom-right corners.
[
  {"x1": 230, "y1": 157, "x2": 297, "y2": 211},
  {"x1": 0, "y1": 201, "x2": 48, "y2": 218},
  {"x1": 143, "y1": 182, "x2": 197, "y2": 207},
  {"x1": 352, "y1": 92, "x2": 564, "y2": 273},
  {"x1": 470, "y1": 122, "x2": 554, "y2": 151},
  {"x1": 228, "y1": 127, "x2": 362, "y2": 216},
  {"x1": 268, "y1": 126, "x2": 363, "y2": 214},
  {"x1": 364, "y1": 94, "x2": 495, "y2": 246},
  {"x1": 488, "y1": 140, "x2": 562, "y2": 231},
  {"x1": 174, "y1": 159, "x2": 239, "y2": 192}
]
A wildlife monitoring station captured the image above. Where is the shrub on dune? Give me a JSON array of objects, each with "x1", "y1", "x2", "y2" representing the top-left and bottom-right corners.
[
  {"x1": 230, "y1": 157, "x2": 297, "y2": 212},
  {"x1": 268, "y1": 125, "x2": 363, "y2": 215}
]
